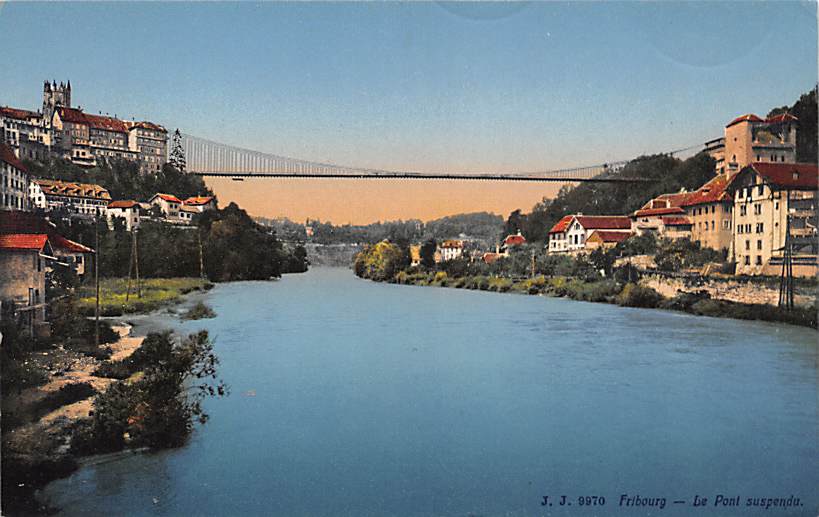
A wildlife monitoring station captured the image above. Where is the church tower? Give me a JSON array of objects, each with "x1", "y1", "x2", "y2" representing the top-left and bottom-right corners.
[{"x1": 42, "y1": 79, "x2": 71, "y2": 124}]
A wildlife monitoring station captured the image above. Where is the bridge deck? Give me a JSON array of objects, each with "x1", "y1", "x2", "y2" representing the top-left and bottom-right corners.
[{"x1": 191, "y1": 171, "x2": 654, "y2": 183}]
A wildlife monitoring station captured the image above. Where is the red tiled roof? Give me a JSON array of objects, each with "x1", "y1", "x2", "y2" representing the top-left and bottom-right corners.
[
  {"x1": 440, "y1": 239, "x2": 463, "y2": 248},
  {"x1": 56, "y1": 107, "x2": 129, "y2": 133},
  {"x1": 0, "y1": 143, "x2": 27, "y2": 173},
  {"x1": 0, "y1": 233, "x2": 48, "y2": 251},
  {"x1": 108, "y1": 200, "x2": 140, "y2": 209},
  {"x1": 681, "y1": 173, "x2": 738, "y2": 207},
  {"x1": 0, "y1": 210, "x2": 94, "y2": 253},
  {"x1": 633, "y1": 207, "x2": 686, "y2": 218},
  {"x1": 153, "y1": 193, "x2": 182, "y2": 204},
  {"x1": 83, "y1": 112, "x2": 129, "y2": 133},
  {"x1": 57, "y1": 106, "x2": 89, "y2": 124},
  {"x1": 647, "y1": 191, "x2": 692, "y2": 209},
  {"x1": 661, "y1": 217, "x2": 692, "y2": 226},
  {"x1": 726, "y1": 114, "x2": 763, "y2": 128},
  {"x1": 575, "y1": 215, "x2": 631, "y2": 230},
  {"x1": 184, "y1": 196, "x2": 214, "y2": 206},
  {"x1": 589, "y1": 230, "x2": 632, "y2": 243},
  {"x1": 482, "y1": 252, "x2": 502, "y2": 264},
  {"x1": 504, "y1": 234, "x2": 527, "y2": 246},
  {"x1": 744, "y1": 162, "x2": 819, "y2": 191},
  {"x1": 128, "y1": 121, "x2": 167, "y2": 133},
  {"x1": 765, "y1": 113, "x2": 798, "y2": 124},
  {"x1": 0, "y1": 106, "x2": 39, "y2": 120},
  {"x1": 33, "y1": 179, "x2": 111, "y2": 200},
  {"x1": 548, "y1": 215, "x2": 574, "y2": 234},
  {"x1": 51, "y1": 234, "x2": 93, "y2": 253}
]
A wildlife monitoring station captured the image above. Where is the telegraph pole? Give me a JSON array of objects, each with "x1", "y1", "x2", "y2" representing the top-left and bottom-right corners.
[
  {"x1": 134, "y1": 228, "x2": 141, "y2": 298},
  {"x1": 198, "y1": 229, "x2": 205, "y2": 289},
  {"x1": 778, "y1": 190, "x2": 794, "y2": 310},
  {"x1": 94, "y1": 212, "x2": 100, "y2": 347}
]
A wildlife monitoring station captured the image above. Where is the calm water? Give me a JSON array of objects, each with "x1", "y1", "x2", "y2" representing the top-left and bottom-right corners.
[{"x1": 43, "y1": 268, "x2": 818, "y2": 516}]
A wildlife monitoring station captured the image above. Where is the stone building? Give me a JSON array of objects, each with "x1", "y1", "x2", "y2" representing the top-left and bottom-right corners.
[
  {"x1": 0, "y1": 106, "x2": 53, "y2": 161},
  {"x1": 126, "y1": 121, "x2": 168, "y2": 174},
  {"x1": 680, "y1": 173, "x2": 735, "y2": 253},
  {"x1": 1, "y1": 143, "x2": 29, "y2": 211},
  {"x1": 706, "y1": 113, "x2": 798, "y2": 175},
  {"x1": 0, "y1": 233, "x2": 50, "y2": 330},
  {"x1": 727, "y1": 162, "x2": 817, "y2": 277},
  {"x1": 2, "y1": 80, "x2": 167, "y2": 172}
]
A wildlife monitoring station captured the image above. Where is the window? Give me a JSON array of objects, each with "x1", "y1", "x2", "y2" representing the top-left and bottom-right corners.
[
  {"x1": 758, "y1": 185, "x2": 764, "y2": 196},
  {"x1": 711, "y1": 221, "x2": 715, "y2": 230},
  {"x1": 744, "y1": 256, "x2": 750, "y2": 265},
  {"x1": 756, "y1": 223, "x2": 764, "y2": 233},
  {"x1": 740, "y1": 205, "x2": 747, "y2": 216},
  {"x1": 745, "y1": 240, "x2": 750, "y2": 251},
  {"x1": 757, "y1": 240, "x2": 762, "y2": 250},
  {"x1": 755, "y1": 256, "x2": 762, "y2": 265},
  {"x1": 754, "y1": 204, "x2": 762, "y2": 216},
  {"x1": 775, "y1": 202, "x2": 779, "y2": 210}
]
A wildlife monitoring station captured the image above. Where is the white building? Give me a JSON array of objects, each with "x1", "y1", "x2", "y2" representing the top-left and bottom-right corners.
[
  {"x1": 149, "y1": 193, "x2": 182, "y2": 219},
  {"x1": 438, "y1": 240, "x2": 464, "y2": 261},
  {"x1": 550, "y1": 214, "x2": 631, "y2": 254},
  {"x1": 107, "y1": 200, "x2": 141, "y2": 231},
  {"x1": 1, "y1": 143, "x2": 29, "y2": 211},
  {"x1": 29, "y1": 178, "x2": 111, "y2": 216}
]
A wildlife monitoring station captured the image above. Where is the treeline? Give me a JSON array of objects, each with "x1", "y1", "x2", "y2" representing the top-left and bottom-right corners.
[
  {"x1": 23, "y1": 157, "x2": 213, "y2": 202},
  {"x1": 54, "y1": 203, "x2": 308, "y2": 281},
  {"x1": 262, "y1": 212, "x2": 504, "y2": 246},
  {"x1": 353, "y1": 237, "x2": 816, "y2": 329}
]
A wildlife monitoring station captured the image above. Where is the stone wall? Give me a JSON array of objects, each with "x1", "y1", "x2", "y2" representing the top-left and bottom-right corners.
[{"x1": 640, "y1": 273, "x2": 816, "y2": 307}]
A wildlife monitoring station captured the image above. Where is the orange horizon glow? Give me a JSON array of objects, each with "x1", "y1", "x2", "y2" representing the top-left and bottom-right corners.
[{"x1": 205, "y1": 178, "x2": 567, "y2": 225}]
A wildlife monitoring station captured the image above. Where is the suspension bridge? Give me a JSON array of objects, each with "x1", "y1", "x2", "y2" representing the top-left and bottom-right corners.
[{"x1": 180, "y1": 133, "x2": 705, "y2": 183}]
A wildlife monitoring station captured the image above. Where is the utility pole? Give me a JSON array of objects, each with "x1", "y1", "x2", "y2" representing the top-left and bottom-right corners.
[
  {"x1": 198, "y1": 229, "x2": 205, "y2": 289},
  {"x1": 778, "y1": 208, "x2": 794, "y2": 310},
  {"x1": 134, "y1": 228, "x2": 141, "y2": 298},
  {"x1": 94, "y1": 212, "x2": 100, "y2": 347},
  {"x1": 126, "y1": 229, "x2": 135, "y2": 302}
]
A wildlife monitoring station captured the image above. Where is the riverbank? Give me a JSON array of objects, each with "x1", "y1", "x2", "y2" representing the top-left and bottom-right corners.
[
  {"x1": 1, "y1": 284, "x2": 215, "y2": 516},
  {"x1": 385, "y1": 270, "x2": 818, "y2": 329}
]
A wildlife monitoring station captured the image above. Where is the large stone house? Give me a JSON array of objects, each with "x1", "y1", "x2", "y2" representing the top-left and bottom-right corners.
[
  {"x1": 727, "y1": 162, "x2": 818, "y2": 277},
  {"x1": 0, "y1": 233, "x2": 50, "y2": 331},
  {"x1": 705, "y1": 113, "x2": 798, "y2": 176}
]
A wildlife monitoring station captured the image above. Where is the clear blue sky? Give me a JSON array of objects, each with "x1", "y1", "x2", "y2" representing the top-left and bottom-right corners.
[{"x1": 0, "y1": 1, "x2": 816, "y2": 173}]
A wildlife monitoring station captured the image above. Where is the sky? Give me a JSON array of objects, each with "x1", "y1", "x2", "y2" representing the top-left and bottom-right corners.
[{"x1": 0, "y1": 1, "x2": 816, "y2": 224}]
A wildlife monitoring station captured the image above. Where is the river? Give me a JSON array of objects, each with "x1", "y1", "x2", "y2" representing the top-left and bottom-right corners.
[{"x1": 42, "y1": 268, "x2": 818, "y2": 516}]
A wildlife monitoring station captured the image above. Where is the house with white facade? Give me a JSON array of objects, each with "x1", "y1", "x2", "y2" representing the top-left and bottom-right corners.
[{"x1": 107, "y1": 200, "x2": 141, "y2": 231}]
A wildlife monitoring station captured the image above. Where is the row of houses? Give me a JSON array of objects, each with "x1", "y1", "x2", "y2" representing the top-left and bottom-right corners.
[
  {"x1": 1, "y1": 80, "x2": 167, "y2": 174},
  {"x1": 546, "y1": 114, "x2": 818, "y2": 277}
]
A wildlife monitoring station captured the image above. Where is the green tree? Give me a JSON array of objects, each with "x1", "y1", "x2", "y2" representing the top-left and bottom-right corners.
[
  {"x1": 419, "y1": 238, "x2": 437, "y2": 268},
  {"x1": 168, "y1": 129, "x2": 187, "y2": 172}
]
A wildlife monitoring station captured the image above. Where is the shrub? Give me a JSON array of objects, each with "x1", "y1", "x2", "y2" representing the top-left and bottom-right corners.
[
  {"x1": 181, "y1": 302, "x2": 216, "y2": 321},
  {"x1": 617, "y1": 283, "x2": 663, "y2": 308}
]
